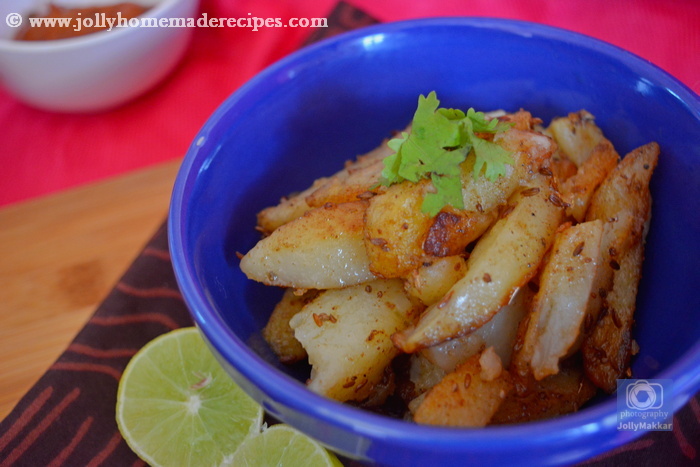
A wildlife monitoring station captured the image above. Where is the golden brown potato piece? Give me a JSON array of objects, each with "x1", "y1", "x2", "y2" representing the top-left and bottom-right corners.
[
  {"x1": 515, "y1": 220, "x2": 604, "y2": 380},
  {"x1": 262, "y1": 288, "x2": 320, "y2": 364},
  {"x1": 550, "y1": 154, "x2": 579, "y2": 183},
  {"x1": 289, "y1": 279, "x2": 422, "y2": 402},
  {"x1": 496, "y1": 109, "x2": 542, "y2": 131},
  {"x1": 240, "y1": 201, "x2": 375, "y2": 289},
  {"x1": 257, "y1": 176, "x2": 329, "y2": 235},
  {"x1": 422, "y1": 207, "x2": 497, "y2": 257},
  {"x1": 561, "y1": 140, "x2": 620, "y2": 222},
  {"x1": 583, "y1": 143, "x2": 658, "y2": 329},
  {"x1": 491, "y1": 360, "x2": 597, "y2": 425},
  {"x1": 392, "y1": 177, "x2": 564, "y2": 353},
  {"x1": 585, "y1": 143, "x2": 657, "y2": 252},
  {"x1": 363, "y1": 179, "x2": 435, "y2": 278},
  {"x1": 582, "y1": 142, "x2": 658, "y2": 392},
  {"x1": 547, "y1": 110, "x2": 605, "y2": 167},
  {"x1": 459, "y1": 128, "x2": 557, "y2": 213},
  {"x1": 583, "y1": 233, "x2": 647, "y2": 393},
  {"x1": 414, "y1": 347, "x2": 512, "y2": 427},
  {"x1": 256, "y1": 138, "x2": 393, "y2": 234},
  {"x1": 306, "y1": 158, "x2": 390, "y2": 207},
  {"x1": 404, "y1": 256, "x2": 467, "y2": 306}
]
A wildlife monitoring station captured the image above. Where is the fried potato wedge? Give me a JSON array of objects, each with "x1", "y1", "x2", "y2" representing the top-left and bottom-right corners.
[
  {"x1": 582, "y1": 142, "x2": 658, "y2": 392},
  {"x1": 491, "y1": 360, "x2": 597, "y2": 424},
  {"x1": 496, "y1": 109, "x2": 541, "y2": 131},
  {"x1": 547, "y1": 110, "x2": 605, "y2": 167},
  {"x1": 257, "y1": 176, "x2": 329, "y2": 235},
  {"x1": 515, "y1": 220, "x2": 604, "y2": 380},
  {"x1": 240, "y1": 201, "x2": 375, "y2": 289},
  {"x1": 423, "y1": 207, "x2": 497, "y2": 257},
  {"x1": 414, "y1": 347, "x2": 512, "y2": 427},
  {"x1": 460, "y1": 129, "x2": 557, "y2": 212},
  {"x1": 289, "y1": 279, "x2": 422, "y2": 402},
  {"x1": 404, "y1": 256, "x2": 467, "y2": 307},
  {"x1": 262, "y1": 288, "x2": 320, "y2": 364},
  {"x1": 561, "y1": 140, "x2": 620, "y2": 222},
  {"x1": 256, "y1": 137, "x2": 393, "y2": 234},
  {"x1": 392, "y1": 177, "x2": 564, "y2": 353},
  {"x1": 582, "y1": 143, "x2": 658, "y2": 329},
  {"x1": 363, "y1": 179, "x2": 436, "y2": 278},
  {"x1": 583, "y1": 223, "x2": 648, "y2": 392},
  {"x1": 421, "y1": 286, "x2": 532, "y2": 373},
  {"x1": 585, "y1": 142, "x2": 658, "y2": 251},
  {"x1": 550, "y1": 154, "x2": 578, "y2": 184},
  {"x1": 305, "y1": 149, "x2": 388, "y2": 207}
]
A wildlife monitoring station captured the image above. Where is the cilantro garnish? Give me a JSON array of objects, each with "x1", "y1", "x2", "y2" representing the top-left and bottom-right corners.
[{"x1": 378, "y1": 91, "x2": 513, "y2": 216}]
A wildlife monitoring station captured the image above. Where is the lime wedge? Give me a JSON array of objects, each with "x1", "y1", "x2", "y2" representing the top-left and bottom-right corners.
[
  {"x1": 231, "y1": 424, "x2": 343, "y2": 466},
  {"x1": 116, "y1": 327, "x2": 263, "y2": 467}
]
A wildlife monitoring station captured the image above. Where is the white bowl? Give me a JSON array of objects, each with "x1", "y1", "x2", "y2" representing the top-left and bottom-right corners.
[{"x1": 0, "y1": 0, "x2": 199, "y2": 112}]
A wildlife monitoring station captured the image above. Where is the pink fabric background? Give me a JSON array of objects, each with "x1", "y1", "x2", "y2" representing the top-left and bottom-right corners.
[{"x1": 1, "y1": 0, "x2": 698, "y2": 206}]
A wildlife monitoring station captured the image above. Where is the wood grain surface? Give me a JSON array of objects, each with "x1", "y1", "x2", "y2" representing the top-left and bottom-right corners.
[{"x1": 0, "y1": 159, "x2": 182, "y2": 420}]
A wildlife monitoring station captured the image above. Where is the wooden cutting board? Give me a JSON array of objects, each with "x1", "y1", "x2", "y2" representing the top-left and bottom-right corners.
[{"x1": 0, "y1": 159, "x2": 182, "y2": 420}]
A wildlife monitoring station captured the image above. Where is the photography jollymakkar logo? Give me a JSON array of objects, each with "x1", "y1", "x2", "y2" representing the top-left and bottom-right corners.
[
  {"x1": 617, "y1": 379, "x2": 673, "y2": 431},
  {"x1": 627, "y1": 380, "x2": 663, "y2": 410}
]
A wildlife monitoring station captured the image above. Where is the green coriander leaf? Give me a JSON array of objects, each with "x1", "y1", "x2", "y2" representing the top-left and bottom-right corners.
[
  {"x1": 467, "y1": 108, "x2": 511, "y2": 133},
  {"x1": 423, "y1": 173, "x2": 465, "y2": 216},
  {"x1": 379, "y1": 132, "x2": 409, "y2": 185},
  {"x1": 380, "y1": 91, "x2": 514, "y2": 216},
  {"x1": 437, "y1": 107, "x2": 466, "y2": 121},
  {"x1": 394, "y1": 92, "x2": 464, "y2": 183},
  {"x1": 471, "y1": 136, "x2": 514, "y2": 181}
]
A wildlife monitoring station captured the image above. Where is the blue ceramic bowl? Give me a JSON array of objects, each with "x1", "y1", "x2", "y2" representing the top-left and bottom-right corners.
[{"x1": 169, "y1": 18, "x2": 700, "y2": 466}]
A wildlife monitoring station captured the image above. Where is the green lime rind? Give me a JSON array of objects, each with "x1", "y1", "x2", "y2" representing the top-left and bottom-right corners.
[
  {"x1": 116, "y1": 327, "x2": 264, "y2": 467},
  {"x1": 230, "y1": 424, "x2": 344, "y2": 467}
]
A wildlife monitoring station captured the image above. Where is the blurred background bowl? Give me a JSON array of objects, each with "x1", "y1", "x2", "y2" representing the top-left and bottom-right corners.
[
  {"x1": 0, "y1": 0, "x2": 198, "y2": 112},
  {"x1": 169, "y1": 17, "x2": 700, "y2": 466}
]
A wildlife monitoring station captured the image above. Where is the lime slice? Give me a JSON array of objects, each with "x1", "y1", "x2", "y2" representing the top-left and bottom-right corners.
[
  {"x1": 116, "y1": 327, "x2": 263, "y2": 467},
  {"x1": 230, "y1": 424, "x2": 343, "y2": 466}
]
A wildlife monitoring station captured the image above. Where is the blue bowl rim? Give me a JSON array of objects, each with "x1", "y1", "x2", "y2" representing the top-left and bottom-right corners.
[{"x1": 169, "y1": 16, "x2": 700, "y2": 459}]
